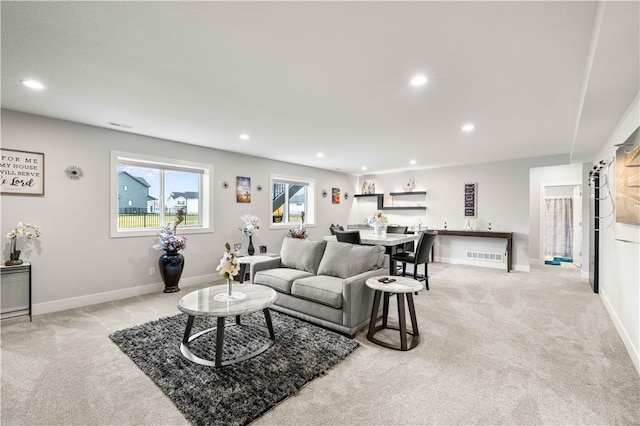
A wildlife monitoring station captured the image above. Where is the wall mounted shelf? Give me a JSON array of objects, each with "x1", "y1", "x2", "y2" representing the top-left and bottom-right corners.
[{"x1": 355, "y1": 191, "x2": 426, "y2": 210}]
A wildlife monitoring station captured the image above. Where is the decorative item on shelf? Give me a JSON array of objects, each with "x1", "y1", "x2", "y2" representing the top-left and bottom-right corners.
[
  {"x1": 215, "y1": 242, "x2": 245, "y2": 301},
  {"x1": 404, "y1": 177, "x2": 416, "y2": 192},
  {"x1": 239, "y1": 214, "x2": 260, "y2": 255},
  {"x1": 361, "y1": 180, "x2": 376, "y2": 194},
  {"x1": 5, "y1": 222, "x2": 41, "y2": 266},
  {"x1": 444, "y1": 221, "x2": 448, "y2": 229},
  {"x1": 488, "y1": 222, "x2": 492, "y2": 231},
  {"x1": 153, "y1": 223, "x2": 187, "y2": 293},
  {"x1": 64, "y1": 165, "x2": 84, "y2": 180},
  {"x1": 462, "y1": 218, "x2": 473, "y2": 231},
  {"x1": 366, "y1": 211, "x2": 388, "y2": 237}
]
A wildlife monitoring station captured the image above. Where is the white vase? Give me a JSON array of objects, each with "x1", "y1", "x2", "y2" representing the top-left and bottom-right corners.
[
  {"x1": 462, "y1": 218, "x2": 473, "y2": 231},
  {"x1": 372, "y1": 223, "x2": 383, "y2": 236}
]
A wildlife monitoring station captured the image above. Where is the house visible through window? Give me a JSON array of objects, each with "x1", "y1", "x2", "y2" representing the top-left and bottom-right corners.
[
  {"x1": 111, "y1": 152, "x2": 212, "y2": 236},
  {"x1": 270, "y1": 174, "x2": 315, "y2": 227}
]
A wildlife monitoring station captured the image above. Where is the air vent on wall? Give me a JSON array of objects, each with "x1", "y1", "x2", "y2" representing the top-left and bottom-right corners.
[
  {"x1": 466, "y1": 251, "x2": 503, "y2": 262},
  {"x1": 107, "y1": 121, "x2": 133, "y2": 129}
]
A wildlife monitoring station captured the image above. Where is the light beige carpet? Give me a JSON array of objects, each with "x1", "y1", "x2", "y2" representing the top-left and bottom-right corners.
[{"x1": 2, "y1": 263, "x2": 639, "y2": 425}]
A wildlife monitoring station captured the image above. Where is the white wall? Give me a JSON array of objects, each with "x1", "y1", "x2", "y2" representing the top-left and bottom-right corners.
[
  {"x1": 1, "y1": 109, "x2": 357, "y2": 314},
  {"x1": 353, "y1": 155, "x2": 569, "y2": 272},
  {"x1": 593, "y1": 94, "x2": 640, "y2": 374}
]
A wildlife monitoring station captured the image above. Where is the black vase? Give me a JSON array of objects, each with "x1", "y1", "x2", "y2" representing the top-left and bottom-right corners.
[
  {"x1": 159, "y1": 250, "x2": 184, "y2": 293},
  {"x1": 247, "y1": 236, "x2": 255, "y2": 256}
]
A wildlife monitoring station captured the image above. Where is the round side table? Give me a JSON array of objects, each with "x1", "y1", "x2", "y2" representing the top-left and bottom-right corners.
[{"x1": 365, "y1": 276, "x2": 424, "y2": 351}]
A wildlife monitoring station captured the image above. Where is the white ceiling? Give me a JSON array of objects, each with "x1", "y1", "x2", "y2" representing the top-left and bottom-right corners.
[{"x1": 1, "y1": 1, "x2": 638, "y2": 175}]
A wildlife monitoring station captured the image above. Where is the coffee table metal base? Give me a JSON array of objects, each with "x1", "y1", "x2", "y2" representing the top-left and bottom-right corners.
[{"x1": 181, "y1": 308, "x2": 275, "y2": 368}]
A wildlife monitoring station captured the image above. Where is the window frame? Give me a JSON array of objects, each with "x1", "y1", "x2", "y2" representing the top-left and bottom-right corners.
[
  {"x1": 269, "y1": 173, "x2": 315, "y2": 229},
  {"x1": 110, "y1": 151, "x2": 213, "y2": 238}
]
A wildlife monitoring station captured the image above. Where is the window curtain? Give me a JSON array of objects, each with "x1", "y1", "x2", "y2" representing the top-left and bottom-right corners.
[{"x1": 544, "y1": 197, "x2": 573, "y2": 258}]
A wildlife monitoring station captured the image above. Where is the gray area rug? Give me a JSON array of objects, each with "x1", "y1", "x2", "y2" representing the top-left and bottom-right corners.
[{"x1": 109, "y1": 310, "x2": 358, "y2": 426}]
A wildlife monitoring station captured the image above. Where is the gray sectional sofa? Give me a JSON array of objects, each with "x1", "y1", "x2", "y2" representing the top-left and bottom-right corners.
[{"x1": 251, "y1": 238, "x2": 388, "y2": 337}]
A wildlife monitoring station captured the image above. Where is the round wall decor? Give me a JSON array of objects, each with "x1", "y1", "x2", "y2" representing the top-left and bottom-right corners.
[
  {"x1": 64, "y1": 165, "x2": 84, "y2": 180},
  {"x1": 322, "y1": 189, "x2": 328, "y2": 198},
  {"x1": 257, "y1": 185, "x2": 263, "y2": 191},
  {"x1": 222, "y1": 181, "x2": 229, "y2": 189}
]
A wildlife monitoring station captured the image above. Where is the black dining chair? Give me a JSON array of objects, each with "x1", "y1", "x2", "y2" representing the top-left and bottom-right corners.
[
  {"x1": 386, "y1": 225, "x2": 408, "y2": 234},
  {"x1": 334, "y1": 230, "x2": 361, "y2": 244},
  {"x1": 391, "y1": 231, "x2": 438, "y2": 290}
]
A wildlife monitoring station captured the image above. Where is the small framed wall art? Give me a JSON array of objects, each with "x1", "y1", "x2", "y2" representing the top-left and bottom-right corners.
[
  {"x1": 332, "y1": 188, "x2": 341, "y2": 204},
  {"x1": 464, "y1": 182, "x2": 477, "y2": 218},
  {"x1": 1, "y1": 148, "x2": 45, "y2": 195},
  {"x1": 236, "y1": 176, "x2": 251, "y2": 203}
]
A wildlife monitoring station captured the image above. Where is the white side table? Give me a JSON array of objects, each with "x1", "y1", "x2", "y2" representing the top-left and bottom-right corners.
[
  {"x1": 365, "y1": 276, "x2": 424, "y2": 351},
  {"x1": 236, "y1": 254, "x2": 280, "y2": 283}
]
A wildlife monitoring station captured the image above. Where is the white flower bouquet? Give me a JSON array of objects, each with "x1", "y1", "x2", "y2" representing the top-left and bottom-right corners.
[
  {"x1": 239, "y1": 214, "x2": 260, "y2": 237},
  {"x1": 216, "y1": 242, "x2": 239, "y2": 281},
  {"x1": 366, "y1": 211, "x2": 388, "y2": 226}
]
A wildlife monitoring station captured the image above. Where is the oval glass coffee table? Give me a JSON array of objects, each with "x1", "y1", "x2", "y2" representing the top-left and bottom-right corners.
[
  {"x1": 365, "y1": 276, "x2": 424, "y2": 351},
  {"x1": 178, "y1": 284, "x2": 277, "y2": 368}
]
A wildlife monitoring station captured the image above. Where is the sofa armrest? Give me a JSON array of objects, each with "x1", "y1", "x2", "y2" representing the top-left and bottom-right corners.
[
  {"x1": 341, "y1": 268, "x2": 387, "y2": 328},
  {"x1": 250, "y1": 257, "x2": 282, "y2": 282}
]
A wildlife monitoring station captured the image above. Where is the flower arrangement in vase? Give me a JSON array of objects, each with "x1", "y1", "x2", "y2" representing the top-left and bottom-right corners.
[
  {"x1": 153, "y1": 221, "x2": 187, "y2": 293},
  {"x1": 239, "y1": 214, "x2": 260, "y2": 255},
  {"x1": 215, "y1": 242, "x2": 245, "y2": 301},
  {"x1": 288, "y1": 228, "x2": 308, "y2": 239},
  {"x1": 366, "y1": 211, "x2": 388, "y2": 236},
  {"x1": 5, "y1": 222, "x2": 41, "y2": 266},
  {"x1": 153, "y1": 226, "x2": 187, "y2": 253}
]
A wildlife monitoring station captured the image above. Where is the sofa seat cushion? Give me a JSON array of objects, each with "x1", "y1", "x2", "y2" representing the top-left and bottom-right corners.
[
  {"x1": 291, "y1": 275, "x2": 344, "y2": 309},
  {"x1": 280, "y1": 238, "x2": 327, "y2": 275},
  {"x1": 317, "y1": 241, "x2": 386, "y2": 279},
  {"x1": 253, "y1": 268, "x2": 314, "y2": 294}
]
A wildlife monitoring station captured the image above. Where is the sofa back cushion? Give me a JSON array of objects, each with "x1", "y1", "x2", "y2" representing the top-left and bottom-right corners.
[
  {"x1": 317, "y1": 241, "x2": 386, "y2": 279},
  {"x1": 280, "y1": 238, "x2": 327, "y2": 275}
]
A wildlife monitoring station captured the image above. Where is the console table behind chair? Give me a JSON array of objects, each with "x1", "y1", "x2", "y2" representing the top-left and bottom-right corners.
[{"x1": 433, "y1": 230, "x2": 514, "y2": 272}]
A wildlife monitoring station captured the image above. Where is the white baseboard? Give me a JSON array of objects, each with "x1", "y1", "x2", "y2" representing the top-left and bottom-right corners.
[
  {"x1": 434, "y1": 257, "x2": 529, "y2": 272},
  {"x1": 33, "y1": 273, "x2": 220, "y2": 316},
  {"x1": 600, "y1": 290, "x2": 640, "y2": 376}
]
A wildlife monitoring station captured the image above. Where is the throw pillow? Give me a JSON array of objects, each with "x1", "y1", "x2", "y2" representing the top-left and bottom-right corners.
[
  {"x1": 280, "y1": 238, "x2": 327, "y2": 275},
  {"x1": 317, "y1": 242, "x2": 386, "y2": 279}
]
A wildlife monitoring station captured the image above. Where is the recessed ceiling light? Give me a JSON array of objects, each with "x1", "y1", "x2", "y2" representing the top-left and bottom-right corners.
[
  {"x1": 239, "y1": 134, "x2": 250, "y2": 140},
  {"x1": 462, "y1": 123, "x2": 475, "y2": 132},
  {"x1": 410, "y1": 75, "x2": 428, "y2": 87},
  {"x1": 21, "y1": 79, "x2": 45, "y2": 90},
  {"x1": 361, "y1": 166, "x2": 367, "y2": 171},
  {"x1": 409, "y1": 160, "x2": 417, "y2": 165},
  {"x1": 317, "y1": 153, "x2": 324, "y2": 158}
]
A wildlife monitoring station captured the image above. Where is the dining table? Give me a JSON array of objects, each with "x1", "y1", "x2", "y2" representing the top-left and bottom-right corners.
[{"x1": 324, "y1": 230, "x2": 421, "y2": 275}]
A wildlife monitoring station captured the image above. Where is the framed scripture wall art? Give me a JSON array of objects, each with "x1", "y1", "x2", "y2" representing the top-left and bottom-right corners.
[
  {"x1": 464, "y1": 182, "x2": 477, "y2": 218},
  {"x1": 1, "y1": 148, "x2": 45, "y2": 195},
  {"x1": 236, "y1": 176, "x2": 251, "y2": 203}
]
